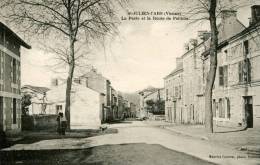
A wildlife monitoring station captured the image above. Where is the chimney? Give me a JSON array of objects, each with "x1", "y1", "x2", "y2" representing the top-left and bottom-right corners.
[
  {"x1": 51, "y1": 78, "x2": 59, "y2": 86},
  {"x1": 91, "y1": 67, "x2": 97, "y2": 73},
  {"x1": 220, "y1": 10, "x2": 237, "y2": 24},
  {"x1": 189, "y1": 39, "x2": 198, "y2": 47},
  {"x1": 198, "y1": 31, "x2": 211, "y2": 41},
  {"x1": 184, "y1": 43, "x2": 189, "y2": 51},
  {"x1": 251, "y1": 5, "x2": 260, "y2": 25}
]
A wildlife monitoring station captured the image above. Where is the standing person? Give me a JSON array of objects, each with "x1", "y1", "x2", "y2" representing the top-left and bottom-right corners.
[
  {"x1": 56, "y1": 113, "x2": 62, "y2": 135},
  {"x1": 60, "y1": 113, "x2": 67, "y2": 135}
]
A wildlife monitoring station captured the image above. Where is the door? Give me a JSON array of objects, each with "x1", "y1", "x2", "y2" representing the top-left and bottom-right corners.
[
  {"x1": 244, "y1": 96, "x2": 253, "y2": 128},
  {"x1": 0, "y1": 97, "x2": 3, "y2": 131},
  {"x1": 173, "y1": 102, "x2": 177, "y2": 122}
]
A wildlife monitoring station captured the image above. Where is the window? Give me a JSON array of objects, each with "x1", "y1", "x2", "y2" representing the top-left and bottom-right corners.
[
  {"x1": 12, "y1": 58, "x2": 17, "y2": 83},
  {"x1": 0, "y1": 29, "x2": 4, "y2": 44},
  {"x1": 226, "y1": 98, "x2": 231, "y2": 119},
  {"x1": 219, "y1": 65, "x2": 228, "y2": 87},
  {"x1": 166, "y1": 89, "x2": 169, "y2": 101},
  {"x1": 219, "y1": 98, "x2": 225, "y2": 118},
  {"x1": 56, "y1": 105, "x2": 62, "y2": 114},
  {"x1": 238, "y1": 61, "x2": 243, "y2": 82},
  {"x1": 244, "y1": 40, "x2": 249, "y2": 55},
  {"x1": 238, "y1": 59, "x2": 251, "y2": 83},
  {"x1": 223, "y1": 66, "x2": 228, "y2": 87},
  {"x1": 85, "y1": 77, "x2": 89, "y2": 87},
  {"x1": 212, "y1": 99, "x2": 216, "y2": 117},
  {"x1": 13, "y1": 98, "x2": 17, "y2": 124},
  {"x1": 219, "y1": 66, "x2": 224, "y2": 86},
  {"x1": 0, "y1": 51, "x2": 2, "y2": 80},
  {"x1": 175, "y1": 86, "x2": 179, "y2": 98},
  {"x1": 179, "y1": 85, "x2": 182, "y2": 98}
]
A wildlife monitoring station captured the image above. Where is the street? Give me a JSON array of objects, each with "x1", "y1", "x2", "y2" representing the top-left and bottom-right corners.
[{"x1": 1, "y1": 121, "x2": 259, "y2": 165}]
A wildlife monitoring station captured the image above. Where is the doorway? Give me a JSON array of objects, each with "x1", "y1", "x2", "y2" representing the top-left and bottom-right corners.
[
  {"x1": 244, "y1": 96, "x2": 253, "y2": 128},
  {"x1": 173, "y1": 102, "x2": 176, "y2": 122}
]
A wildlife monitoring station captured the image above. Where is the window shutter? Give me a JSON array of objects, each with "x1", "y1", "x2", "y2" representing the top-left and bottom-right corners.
[
  {"x1": 238, "y1": 61, "x2": 243, "y2": 82},
  {"x1": 226, "y1": 98, "x2": 230, "y2": 119},
  {"x1": 219, "y1": 66, "x2": 224, "y2": 86},
  {"x1": 10, "y1": 58, "x2": 13, "y2": 82},
  {"x1": 224, "y1": 66, "x2": 228, "y2": 87}
]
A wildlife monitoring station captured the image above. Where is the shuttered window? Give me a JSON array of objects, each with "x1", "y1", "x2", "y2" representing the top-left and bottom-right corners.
[
  {"x1": 219, "y1": 66, "x2": 224, "y2": 86},
  {"x1": 13, "y1": 98, "x2": 17, "y2": 124},
  {"x1": 0, "y1": 51, "x2": 2, "y2": 80},
  {"x1": 212, "y1": 99, "x2": 216, "y2": 117},
  {"x1": 12, "y1": 58, "x2": 17, "y2": 83},
  {"x1": 219, "y1": 98, "x2": 225, "y2": 118},
  {"x1": 226, "y1": 98, "x2": 231, "y2": 119},
  {"x1": 223, "y1": 66, "x2": 228, "y2": 87},
  {"x1": 238, "y1": 59, "x2": 251, "y2": 83}
]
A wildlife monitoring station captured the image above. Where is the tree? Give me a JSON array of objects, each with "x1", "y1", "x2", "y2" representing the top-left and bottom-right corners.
[
  {"x1": 205, "y1": 0, "x2": 218, "y2": 133},
  {"x1": 21, "y1": 94, "x2": 32, "y2": 115},
  {"x1": 0, "y1": 0, "x2": 126, "y2": 129}
]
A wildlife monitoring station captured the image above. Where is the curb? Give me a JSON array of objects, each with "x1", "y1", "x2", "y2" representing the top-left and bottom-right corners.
[{"x1": 164, "y1": 127, "x2": 209, "y2": 140}]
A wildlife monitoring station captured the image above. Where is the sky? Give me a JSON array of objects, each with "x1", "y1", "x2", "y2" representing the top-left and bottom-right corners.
[{"x1": 20, "y1": 0, "x2": 260, "y2": 93}]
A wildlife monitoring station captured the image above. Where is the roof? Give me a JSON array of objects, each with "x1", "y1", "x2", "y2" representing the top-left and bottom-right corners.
[
  {"x1": 0, "y1": 22, "x2": 31, "y2": 49},
  {"x1": 22, "y1": 85, "x2": 50, "y2": 94},
  {"x1": 202, "y1": 18, "x2": 246, "y2": 57},
  {"x1": 228, "y1": 21, "x2": 260, "y2": 43},
  {"x1": 138, "y1": 86, "x2": 159, "y2": 94},
  {"x1": 164, "y1": 63, "x2": 183, "y2": 79}
]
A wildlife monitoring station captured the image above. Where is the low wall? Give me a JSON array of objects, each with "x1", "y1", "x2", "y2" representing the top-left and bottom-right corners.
[{"x1": 22, "y1": 114, "x2": 58, "y2": 131}]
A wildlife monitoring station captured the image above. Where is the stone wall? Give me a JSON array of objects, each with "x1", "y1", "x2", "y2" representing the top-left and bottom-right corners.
[{"x1": 22, "y1": 114, "x2": 58, "y2": 131}]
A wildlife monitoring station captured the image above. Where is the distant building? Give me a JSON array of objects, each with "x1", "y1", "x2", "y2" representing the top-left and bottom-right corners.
[
  {"x1": 75, "y1": 68, "x2": 117, "y2": 122},
  {"x1": 138, "y1": 87, "x2": 164, "y2": 118},
  {"x1": 129, "y1": 102, "x2": 137, "y2": 118},
  {"x1": 117, "y1": 94, "x2": 125, "y2": 119},
  {"x1": 164, "y1": 58, "x2": 183, "y2": 123},
  {"x1": 47, "y1": 82, "x2": 104, "y2": 129},
  {"x1": 21, "y1": 85, "x2": 50, "y2": 115},
  {"x1": 0, "y1": 22, "x2": 31, "y2": 135}
]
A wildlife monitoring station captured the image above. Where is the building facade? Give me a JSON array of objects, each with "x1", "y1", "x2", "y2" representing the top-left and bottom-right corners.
[
  {"x1": 164, "y1": 58, "x2": 183, "y2": 123},
  {"x1": 138, "y1": 87, "x2": 165, "y2": 118},
  {"x1": 0, "y1": 22, "x2": 31, "y2": 134},
  {"x1": 205, "y1": 6, "x2": 260, "y2": 128},
  {"x1": 164, "y1": 8, "x2": 255, "y2": 127},
  {"x1": 47, "y1": 83, "x2": 103, "y2": 129}
]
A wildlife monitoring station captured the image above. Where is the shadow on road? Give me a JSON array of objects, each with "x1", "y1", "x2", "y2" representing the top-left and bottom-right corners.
[
  {"x1": 0, "y1": 143, "x2": 217, "y2": 165},
  {"x1": 214, "y1": 127, "x2": 247, "y2": 134},
  {"x1": 1, "y1": 128, "x2": 118, "y2": 149},
  {"x1": 108, "y1": 120, "x2": 133, "y2": 124}
]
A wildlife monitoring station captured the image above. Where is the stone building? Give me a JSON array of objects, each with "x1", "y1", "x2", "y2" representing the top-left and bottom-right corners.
[
  {"x1": 47, "y1": 82, "x2": 104, "y2": 129},
  {"x1": 164, "y1": 58, "x2": 183, "y2": 123},
  {"x1": 139, "y1": 87, "x2": 164, "y2": 118},
  {"x1": 164, "y1": 9, "x2": 247, "y2": 125},
  {"x1": 203, "y1": 5, "x2": 260, "y2": 128},
  {"x1": 75, "y1": 68, "x2": 116, "y2": 122},
  {"x1": 138, "y1": 87, "x2": 160, "y2": 118},
  {"x1": 0, "y1": 22, "x2": 31, "y2": 135}
]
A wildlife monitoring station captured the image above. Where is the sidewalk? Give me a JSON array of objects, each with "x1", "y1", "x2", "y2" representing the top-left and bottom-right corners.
[{"x1": 163, "y1": 123, "x2": 260, "y2": 154}]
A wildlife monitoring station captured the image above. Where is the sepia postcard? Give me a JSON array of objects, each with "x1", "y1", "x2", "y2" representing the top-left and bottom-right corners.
[{"x1": 0, "y1": 0, "x2": 260, "y2": 164}]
